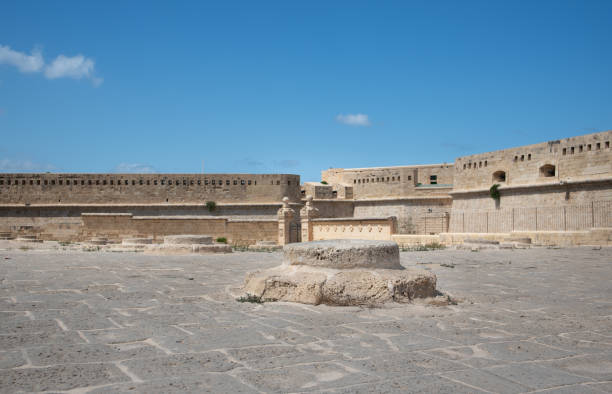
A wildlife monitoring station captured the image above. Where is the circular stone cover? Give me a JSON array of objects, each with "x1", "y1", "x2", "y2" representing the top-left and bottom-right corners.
[
  {"x1": 163, "y1": 235, "x2": 213, "y2": 245},
  {"x1": 283, "y1": 239, "x2": 401, "y2": 269}
]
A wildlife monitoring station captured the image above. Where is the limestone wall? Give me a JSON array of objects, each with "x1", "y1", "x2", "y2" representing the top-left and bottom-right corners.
[
  {"x1": 449, "y1": 200, "x2": 612, "y2": 233},
  {"x1": 310, "y1": 217, "x2": 396, "y2": 241},
  {"x1": 454, "y1": 130, "x2": 612, "y2": 191},
  {"x1": 0, "y1": 202, "x2": 296, "y2": 241},
  {"x1": 81, "y1": 213, "x2": 278, "y2": 245},
  {"x1": 321, "y1": 164, "x2": 454, "y2": 199},
  {"x1": 0, "y1": 173, "x2": 301, "y2": 204},
  {"x1": 353, "y1": 197, "x2": 452, "y2": 234}
]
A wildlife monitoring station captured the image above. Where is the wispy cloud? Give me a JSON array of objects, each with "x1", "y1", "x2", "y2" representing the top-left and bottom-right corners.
[
  {"x1": 274, "y1": 159, "x2": 300, "y2": 168},
  {"x1": 0, "y1": 158, "x2": 57, "y2": 172},
  {"x1": 335, "y1": 113, "x2": 371, "y2": 127},
  {"x1": 113, "y1": 163, "x2": 157, "y2": 173},
  {"x1": 0, "y1": 45, "x2": 44, "y2": 73},
  {"x1": 235, "y1": 158, "x2": 265, "y2": 168},
  {"x1": 0, "y1": 44, "x2": 102, "y2": 86}
]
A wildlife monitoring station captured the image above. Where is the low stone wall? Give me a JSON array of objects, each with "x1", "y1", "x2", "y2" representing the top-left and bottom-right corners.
[
  {"x1": 310, "y1": 217, "x2": 396, "y2": 241},
  {"x1": 81, "y1": 213, "x2": 278, "y2": 245},
  {"x1": 391, "y1": 234, "x2": 442, "y2": 247},
  {"x1": 449, "y1": 200, "x2": 612, "y2": 233},
  {"x1": 440, "y1": 229, "x2": 612, "y2": 246}
]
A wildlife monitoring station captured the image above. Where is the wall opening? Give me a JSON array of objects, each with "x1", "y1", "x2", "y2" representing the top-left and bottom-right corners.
[
  {"x1": 539, "y1": 164, "x2": 556, "y2": 177},
  {"x1": 492, "y1": 171, "x2": 506, "y2": 183}
]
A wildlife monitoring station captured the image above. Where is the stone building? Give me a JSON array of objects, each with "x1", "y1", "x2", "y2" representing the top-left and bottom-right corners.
[{"x1": 1, "y1": 130, "x2": 610, "y2": 246}]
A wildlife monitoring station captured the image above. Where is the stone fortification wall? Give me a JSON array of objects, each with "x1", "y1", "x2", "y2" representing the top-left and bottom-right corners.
[
  {"x1": 353, "y1": 197, "x2": 451, "y2": 234},
  {"x1": 0, "y1": 173, "x2": 301, "y2": 204},
  {"x1": 321, "y1": 164, "x2": 453, "y2": 199},
  {"x1": 449, "y1": 131, "x2": 612, "y2": 239},
  {"x1": 0, "y1": 202, "x2": 298, "y2": 241},
  {"x1": 449, "y1": 200, "x2": 612, "y2": 233},
  {"x1": 81, "y1": 214, "x2": 278, "y2": 245},
  {"x1": 454, "y1": 130, "x2": 612, "y2": 191}
]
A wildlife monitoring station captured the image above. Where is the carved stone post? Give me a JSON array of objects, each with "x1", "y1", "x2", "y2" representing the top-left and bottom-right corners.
[
  {"x1": 277, "y1": 197, "x2": 295, "y2": 246},
  {"x1": 300, "y1": 195, "x2": 319, "y2": 242}
]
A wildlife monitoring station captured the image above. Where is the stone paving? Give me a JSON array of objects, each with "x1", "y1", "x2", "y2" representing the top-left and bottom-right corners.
[{"x1": 0, "y1": 242, "x2": 611, "y2": 393}]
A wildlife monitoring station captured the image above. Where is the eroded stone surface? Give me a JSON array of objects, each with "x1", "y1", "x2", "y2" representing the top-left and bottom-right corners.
[
  {"x1": 243, "y1": 240, "x2": 434, "y2": 305},
  {"x1": 284, "y1": 239, "x2": 401, "y2": 269}
]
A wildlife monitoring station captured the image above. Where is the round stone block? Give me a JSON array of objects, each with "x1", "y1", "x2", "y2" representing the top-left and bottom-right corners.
[
  {"x1": 163, "y1": 235, "x2": 213, "y2": 245},
  {"x1": 283, "y1": 239, "x2": 401, "y2": 269}
]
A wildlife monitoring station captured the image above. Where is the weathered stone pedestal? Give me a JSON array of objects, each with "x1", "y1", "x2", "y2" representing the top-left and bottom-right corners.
[
  {"x1": 144, "y1": 234, "x2": 232, "y2": 255},
  {"x1": 242, "y1": 239, "x2": 436, "y2": 306}
]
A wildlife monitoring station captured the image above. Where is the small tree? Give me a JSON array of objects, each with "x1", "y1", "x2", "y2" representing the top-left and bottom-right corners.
[
  {"x1": 206, "y1": 201, "x2": 217, "y2": 212},
  {"x1": 320, "y1": 181, "x2": 328, "y2": 185},
  {"x1": 490, "y1": 184, "x2": 501, "y2": 201}
]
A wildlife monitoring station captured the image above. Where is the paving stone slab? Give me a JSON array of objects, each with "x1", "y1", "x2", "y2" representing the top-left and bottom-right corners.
[
  {"x1": 26, "y1": 342, "x2": 166, "y2": 366},
  {"x1": 486, "y1": 363, "x2": 590, "y2": 390},
  {"x1": 442, "y1": 368, "x2": 531, "y2": 394},
  {"x1": 88, "y1": 373, "x2": 258, "y2": 393},
  {"x1": 237, "y1": 361, "x2": 376, "y2": 392},
  {"x1": 541, "y1": 354, "x2": 612, "y2": 381},
  {"x1": 121, "y1": 351, "x2": 239, "y2": 379},
  {"x1": 324, "y1": 374, "x2": 488, "y2": 393},
  {"x1": 0, "y1": 363, "x2": 130, "y2": 392}
]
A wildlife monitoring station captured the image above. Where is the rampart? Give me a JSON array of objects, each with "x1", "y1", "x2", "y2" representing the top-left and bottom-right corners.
[
  {"x1": 322, "y1": 164, "x2": 454, "y2": 199},
  {"x1": 453, "y1": 130, "x2": 612, "y2": 191},
  {"x1": 0, "y1": 173, "x2": 301, "y2": 204}
]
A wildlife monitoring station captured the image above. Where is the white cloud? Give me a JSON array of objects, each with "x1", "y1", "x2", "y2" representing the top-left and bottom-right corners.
[
  {"x1": 113, "y1": 163, "x2": 157, "y2": 173},
  {"x1": 44, "y1": 54, "x2": 94, "y2": 79},
  {"x1": 0, "y1": 158, "x2": 57, "y2": 172},
  {"x1": 0, "y1": 44, "x2": 102, "y2": 86},
  {"x1": 335, "y1": 113, "x2": 371, "y2": 127},
  {"x1": 0, "y1": 45, "x2": 44, "y2": 73}
]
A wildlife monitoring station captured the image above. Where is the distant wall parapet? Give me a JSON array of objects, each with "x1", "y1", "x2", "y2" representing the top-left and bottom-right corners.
[{"x1": 0, "y1": 173, "x2": 301, "y2": 204}]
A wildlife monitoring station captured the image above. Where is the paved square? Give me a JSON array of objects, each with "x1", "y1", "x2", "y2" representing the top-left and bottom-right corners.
[{"x1": 1, "y1": 244, "x2": 611, "y2": 393}]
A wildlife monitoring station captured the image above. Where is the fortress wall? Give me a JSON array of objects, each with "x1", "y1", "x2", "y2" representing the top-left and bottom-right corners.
[
  {"x1": 454, "y1": 130, "x2": 612, "y2": 191},
  {"x1": 0, "y1": 173, "x2": 301, "y2": 204},
  {"x1": 321, "y1": 164, "x2": 454, "y2": 199},
  {"x1": 353, "y1": 198, "x2": 451, "y2": 234},
  {"x1": 80, "y1": 214, "x2": 278, "y2": 245},
  {"x1": 0, "y1": 202, "x2": 295, "y2": 241},
  {"x1": 310, "y1": 200, "x2": 355, "y2": 218}
]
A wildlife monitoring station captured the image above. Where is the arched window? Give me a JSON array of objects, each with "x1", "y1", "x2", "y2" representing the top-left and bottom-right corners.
[
  {"x1": 539, "y1": 164, "x2": 555, "y2": 177},
  {"x1": 492, "y1": 171, "x2": 506, "y2": 183}
]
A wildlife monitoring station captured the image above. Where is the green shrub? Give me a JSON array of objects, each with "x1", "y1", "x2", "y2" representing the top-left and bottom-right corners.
[
  {"x1": 216, "y1": 237, "x2": 227, "y2": 244},
  {"x1": 206, "y1": 201, "x2": 217, "y2": 212},
  {"x1": 320, "y1": 181, "x2": 328, "y2": 184},
  {"x1": 490, "y1": 184, "x2": 501, "y2": 200},
  {"x1": 236, "y1": 294, "x2": 264, "y2": 303}
]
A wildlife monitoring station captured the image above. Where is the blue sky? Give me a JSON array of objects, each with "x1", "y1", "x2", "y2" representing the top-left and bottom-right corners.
[{"x1": 1, "y1": 1, "x2": 611, "y2": 182}]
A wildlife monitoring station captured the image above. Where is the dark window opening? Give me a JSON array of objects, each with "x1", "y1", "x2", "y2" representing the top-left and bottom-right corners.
[
  {"x1": 540, "y1": 164, "x2": 556, "y2": 177},
  {"x1": 492, "y1": 171, "x2": 506, "y2": 183},
  {"x1": 430, "y1": 175, "x2": 437, "y2": 185},
  {"x1": 563, "y1": 148, "x2": 567, "y2": 155}
]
